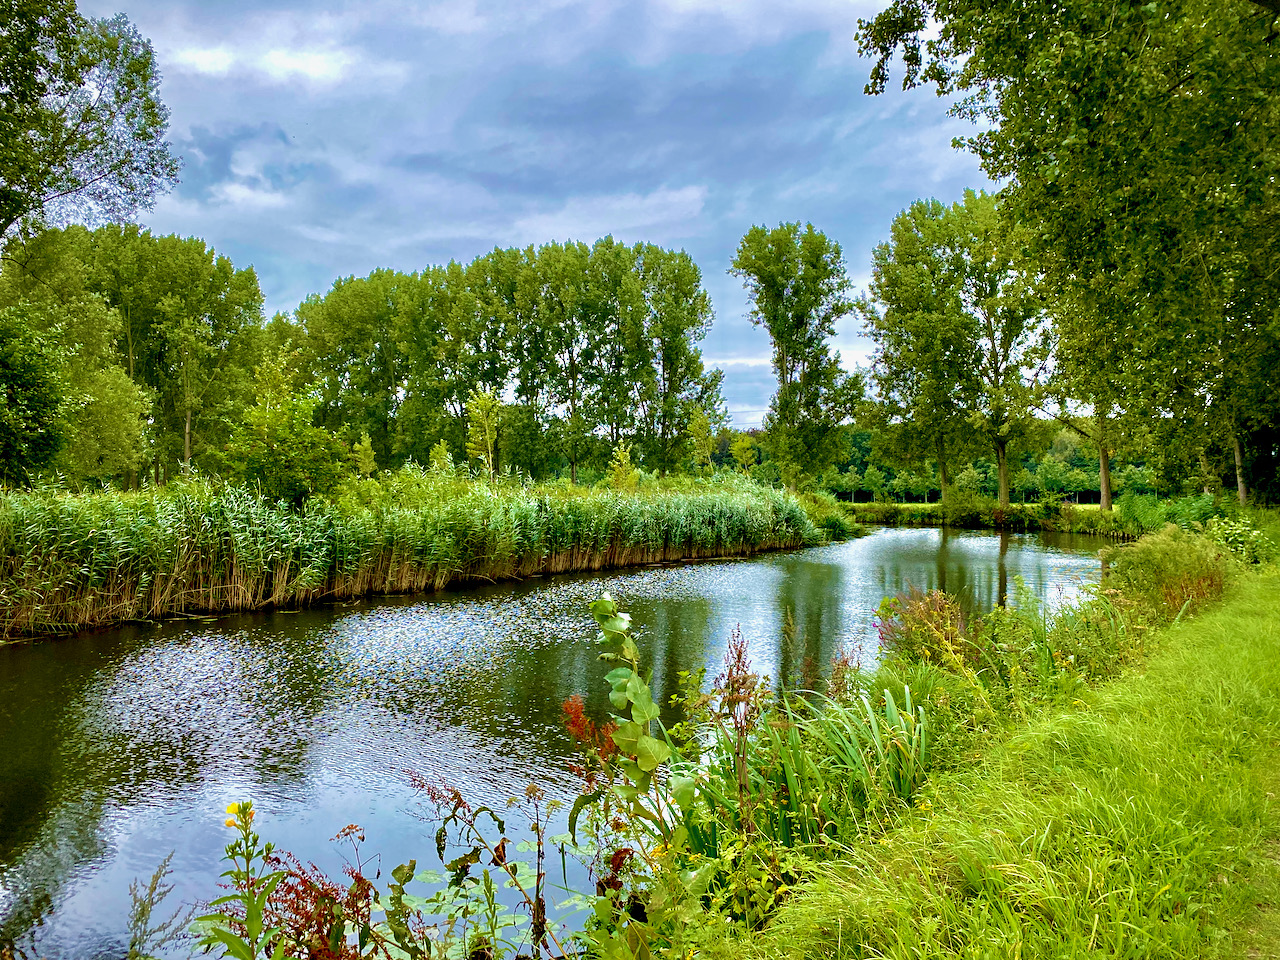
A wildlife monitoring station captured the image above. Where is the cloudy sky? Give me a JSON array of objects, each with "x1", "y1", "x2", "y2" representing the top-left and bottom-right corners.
[{"x1": 82, "y1": 0, "x2": 989, "y2": 427}]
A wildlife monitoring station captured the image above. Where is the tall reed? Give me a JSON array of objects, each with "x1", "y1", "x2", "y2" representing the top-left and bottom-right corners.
[{"x1": 0, "y1": 471, "x2": 821, "y2": 639}]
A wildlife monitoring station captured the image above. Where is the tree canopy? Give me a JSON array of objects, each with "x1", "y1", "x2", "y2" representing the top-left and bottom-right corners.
[
  {"x1": 1, "y1": 1, "x2": 180, "y2": 240},
  {"x1": 731, "y1": 222, "x2": 861, "y2": 485}
]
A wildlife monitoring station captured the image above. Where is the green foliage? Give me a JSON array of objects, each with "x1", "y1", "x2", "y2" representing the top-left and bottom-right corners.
[
  {"x1": 731, "y1": 222, "x2": 861, "y2": 482},
  {"x1": 350, "y1": 432, "x2": 377, "y2": 477},
  {"x1": 0, "y1": 471, "x2": 822, "y2": 638},
  {"x1": 697, "y1": 572, "x2": 1280, "y2": 960},
  {"x1": 1203, "y1": 516, "x2": 1277, "y2": 565},
  {"x1": 0, "y1": 306, "x2": 63, "y2": 484},
  {"x1": 224, "y1": 354, "x2": 347, "y2": 506},
  {"x1": 465, "y1": 386, "x2": 501, "y2": 478},
  {"x1": 606, "y1": 443, "x2": 639, "y2": 493},
  {"x1": 795, "y1": 490, "x2": 861, "y2": 540},
  {"x1": 857, "y1": 0, "x2": 1280, "y2": 508},
  {"x1": 0, "y1": 5, "x2": 180, "y2": 239},
  {"x1": 1102, "y1": 527, "x2": 1233, "y2": 623},
  {"x1": 861, "y1": 191, "x2": 1046, "y2": 506},
  {"x1": 729, "y1": 432, "x2": 757, "y2": 474},
  {"x1": 427, "y1": 439, "x2": 454, "y2": 475},
  {"x1": 688, "y1": 408, "x2": 714, "y2": 475},
  {"x1": 194, "y1": 802, "x2": 288, "y2": 960}
]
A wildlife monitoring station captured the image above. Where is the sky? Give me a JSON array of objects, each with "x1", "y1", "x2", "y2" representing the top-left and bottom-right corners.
[{"x1": 82, "y1": 0, "x2": 990, "y2": 427}]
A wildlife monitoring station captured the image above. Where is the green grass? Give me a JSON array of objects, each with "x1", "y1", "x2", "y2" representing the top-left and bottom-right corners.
[{"x1": 690, "y1": 569, "x2": 1280, "y2": 959}]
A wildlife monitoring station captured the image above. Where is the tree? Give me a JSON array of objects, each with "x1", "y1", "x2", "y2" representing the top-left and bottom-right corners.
[
  {"x1": 633, "y1": 244, "x2": 721, "y2": 476},
  {"x1": 948, "y1": 193, "x2": 1046, "y2": 506},
  {"x1": 860, "y1": 199, "x2": 977, "y2": 502},
  {"x1": 0, "y1": 226, "x2": 149, "y2": 482},
  {"x1": 688, "y1": 408, "x2": 714, "y2": 475},
  {"x1": 0, "y1": 307, "x2": 62, "y2": 483},
  {"x1": 730, "y1": 432, "x2": 758, "y2": 473},
  {"x1": 225, "y1": 351, "x2": 346, "y2": 506},
  {"x1": 538, "y1": 241, "x2": 597, "y2": 483},
  {"x1": 730, "y1": 222, "x2": 860, "y2": 484},
  {"x1": 1, "y1": 4, "x2": 180, "y2": 240},
  {"x1": 465, "y1": 386, "x2": 501, "y2": 478},
  {"x1": 297, "y1": 269, "x2": 405, "y2": 467},
  {"x1": 857, "y1": 0, "x2": 1280, "y2": 504}
]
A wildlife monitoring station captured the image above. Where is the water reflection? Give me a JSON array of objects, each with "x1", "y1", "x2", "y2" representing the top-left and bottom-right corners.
[{"x1": 0, "y1": 528, "x2": 1103, "y2": 957}]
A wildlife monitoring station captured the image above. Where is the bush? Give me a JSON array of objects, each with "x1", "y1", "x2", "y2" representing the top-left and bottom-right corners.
[
  {"x1": 797, "y1": 490, "x2": 863, "y2": 540},
  {"x1": 1101, "y1": 526, "x2": 1233, "y2": 622},
  {"x1": 1202, "y1": 515, "x2": 1277, "y2": 564}
]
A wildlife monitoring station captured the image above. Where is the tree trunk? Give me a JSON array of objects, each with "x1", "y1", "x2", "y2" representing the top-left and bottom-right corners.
[
  {"x1": 995, "y1": 438, "x2": 1010, "y2": 508},
  {"x1": 936, "y1": 436, "x2": 951, "y2": 504},
  {"x1": 1098, "y1": 449, "x2": 1113, "y2": 511},
  {"x1": 184, "y1": 409, "x2": 192, "y2": 468},
  {"x1": 1097, "y1": 410, "x2": 1113, "y2": 511},
  {"x1": 1233, "y1": 432, "x2": 1248, "y2": 505}
]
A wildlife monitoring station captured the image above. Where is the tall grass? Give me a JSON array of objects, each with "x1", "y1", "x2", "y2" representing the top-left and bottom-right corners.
[
  {"x1": 0, "y1": 470, "x2": 821, "y2": 639},
  {"x1": 690, "y1": 570, "x2": 1280, "y2": 960}
]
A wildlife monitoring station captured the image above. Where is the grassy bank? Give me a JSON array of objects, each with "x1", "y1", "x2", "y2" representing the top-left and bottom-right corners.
[
  {"x1": 847, "y1": 490, "x2": 1272, "y2": 540},
  {"x1": 0, "y1": 470, "x2": 830, "y2": 641},
  {"x1": 697, "y1": 573, "x2": 1280, "y2": 958}
]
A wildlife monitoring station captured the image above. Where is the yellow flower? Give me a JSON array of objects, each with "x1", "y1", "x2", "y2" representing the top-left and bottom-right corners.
[
  {"x1": 226, "y1": 802, "x2": 241, "y2": 816},
  {"x1": 225, "y1": 818, "x2": 237, "y2": 828}
]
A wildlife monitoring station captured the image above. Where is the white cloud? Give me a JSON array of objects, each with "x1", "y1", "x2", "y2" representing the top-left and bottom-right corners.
[
  {"x1": 172, "y1": 46, "x2": 236, "y2": 75},
  {"x1": 512, "y1": 185, "x2": 708, "y2": 243},
  {"x1": 210, "y1": 182, "x2": 291, "y2": 210},
  {"x1": 705, "y1": 356, "x2": 772, "y2": 367},
  {"x1": 259, "y1": 48, "x2": 354, "y2": 84}
]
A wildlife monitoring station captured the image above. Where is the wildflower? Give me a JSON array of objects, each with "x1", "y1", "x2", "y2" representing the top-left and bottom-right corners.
[
  {"x1": 224, "y1": 818, "x2": 236, "y2": 828},
  {"x1": 226, "y1": 802, "x2": 240, "y2": 816}
]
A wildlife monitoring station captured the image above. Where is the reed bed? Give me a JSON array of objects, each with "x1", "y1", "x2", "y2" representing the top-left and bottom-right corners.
[{"x1": 0, "y1": 472, "x2": 821, "y2": 640}]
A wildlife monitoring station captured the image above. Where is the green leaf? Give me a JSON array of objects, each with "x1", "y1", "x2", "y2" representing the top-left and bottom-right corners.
[
  {"x1": 670, "y1": 775, "x2": 696, "y2": 811},
  {"x1": 568, "y1": 789, "x2": 604, "y2": 845},
  {"x1": 629, "y1": 685, "x2": 660, "y2": 724},
  {"x1": 635, "y1": 734, "x2": 671, "y2": 772},
  {"x1": 612, "y1": 720, "x2": 642, "y2": 756}
]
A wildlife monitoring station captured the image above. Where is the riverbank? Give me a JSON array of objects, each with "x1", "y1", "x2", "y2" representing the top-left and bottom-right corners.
[
  {"x1": 698, "y1": 566, "x2": 1280, "y2": 959},
  {"x1": 846, "y1": 492, "x2": 1276, "y2": 540},
  {"x1": 0, "y1": 471, "x2": 844, "y2": 641}
]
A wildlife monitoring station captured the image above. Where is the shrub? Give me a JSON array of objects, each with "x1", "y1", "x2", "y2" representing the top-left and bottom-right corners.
[
  {"x1": 875, "y1": 587, "x2": 978, "y2": 671},
  {"x1": 1101, "y1": 526, "x2": 1233, "y2": 622},
  {"x1": 1202, "y1": 515, "x2": 1277, "y2": 564}
]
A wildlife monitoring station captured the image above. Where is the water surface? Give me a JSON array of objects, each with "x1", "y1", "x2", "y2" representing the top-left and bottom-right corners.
[{"x1": 0, "y1": 527, "x2": 1104, "y2": 956}]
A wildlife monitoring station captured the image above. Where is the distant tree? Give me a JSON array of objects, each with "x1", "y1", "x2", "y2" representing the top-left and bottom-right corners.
[
  {"x1": 633, "y1": 244, "x2": 721, "y2": 475},
  {"x1": 730, "y1": 222, "x2": 860, "y2": 485},
  {"x1": 861, "y1": 463, "x2": 887, "y2": 502},
  {"x1": 297, "y1": 269, "x2": 405, "y2": 467},
  {"x1": 225, "y1": 352, "x2": 345, "y2": 506},
  {"x1": 350, "y1": 431, "x2": 377, "y2": 476},
  {"x1": 1, "y1": 3, "x2": 180, "y2": 239},
  {"x1": 606, "y1": 443, "x2": 639, "y2": 492},
  {"x1": 687, "y1": 408, "x2": 715, "y2": 475},
  {"x1": 0, "y1": 227, "x2": 149, "y2": 482},
  {"x1": 730, "y1": 432, "x2": 758, "y2": 473},
  {"x1": 862, "y1": 192, "x2": 1044, "y2": 506},
  {"x1": 0, "y1": 307, "x2": 63, "y2": 483}
]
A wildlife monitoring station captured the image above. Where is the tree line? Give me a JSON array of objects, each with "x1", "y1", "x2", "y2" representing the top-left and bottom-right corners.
[{"x1": 0, "y1": 226, "x2": 725, "y2": 492}]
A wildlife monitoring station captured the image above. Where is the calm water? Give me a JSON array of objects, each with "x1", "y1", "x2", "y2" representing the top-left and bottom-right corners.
[{"x1": 0, "y1": 527, "x2": 1104, "y2": 957}]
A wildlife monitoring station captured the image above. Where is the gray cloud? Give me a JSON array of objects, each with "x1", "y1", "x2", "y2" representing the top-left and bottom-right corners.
[{"x1": 83, "y1": 0, "x2": 989, "y2": 426}]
